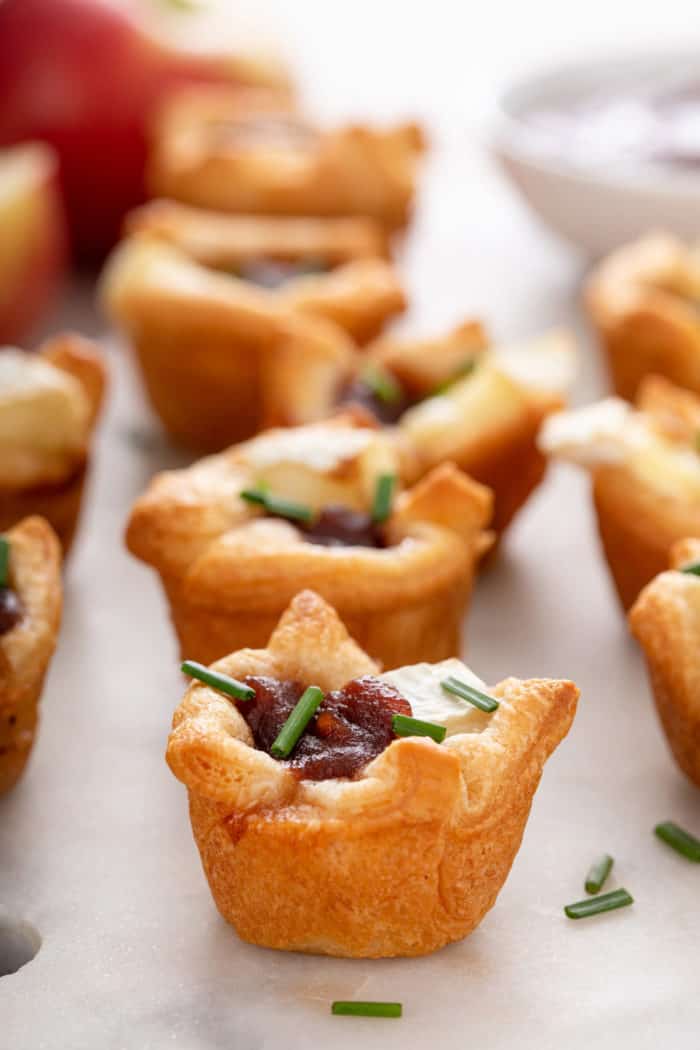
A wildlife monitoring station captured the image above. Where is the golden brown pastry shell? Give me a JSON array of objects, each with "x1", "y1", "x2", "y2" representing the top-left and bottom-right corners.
[
  {"x1": 586, "y1": 234, "x2": 700, "y2": 401},
  {"x1": 629, "y1": 539, "x2": 700, "y2": 787},
  {"x1": 166, "y1": 590, "x2": 578, "y2": 957},
  {"x1": 1, "y1": 334, "x2": 106, "y2": 553},
  {"x1": 0, "y1": 516, "x2": 62, "y2": 795}
]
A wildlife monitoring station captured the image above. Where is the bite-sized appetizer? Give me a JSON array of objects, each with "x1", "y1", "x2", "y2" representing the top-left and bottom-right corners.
[
  {"x1": 340, "y1": 321, "x2": 576, "y2": 536},
  {"x1": 167, "y1": 589, "x2": 579, "y2": 957},
  {"x1": 586, "y1": 233, "x2": 700, "y2": 402},
  {"x1": 0, "y1": 516, "x2": 61, "y2": 795},
  {"x1": 125, "y1": 199, "x2": 405, "y2": 344},
  {"x1": 539, "y1": 376, "x2": 700, "y2": 609},
  {"x1": 126, "y1": 415, "x2": 492, "y2": 669},
  {"x1": 630, "y1": 538, "x2": 700, "y2": 788},
  {"x1": 0, "y1": 333, "x2": 107, "y2": 552},
  {"x1": 147, "y1": 86, "x2": 425, "y2": 232},
  {"x1": 100, "y1": 236, "x2": 357, "y2": 452}
]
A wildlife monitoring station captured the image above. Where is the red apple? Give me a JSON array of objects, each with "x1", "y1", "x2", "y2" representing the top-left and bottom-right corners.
[
  {"x1": 0, "y1": 143, "x2": 67, "y2": 345},
  {"x1": 0, "y1": 0, "x2": 292, "y2": 265}
]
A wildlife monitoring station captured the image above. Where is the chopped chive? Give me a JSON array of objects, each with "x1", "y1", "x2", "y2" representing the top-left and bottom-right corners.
[
  {"x1": 271, "y1": 685, "x2": 324, "y2": 758},
  {"x1": 371, "y1": 473, "x2": 396, "y2": 524},
  {"x1": 441, "y1": 676, "x2": 499, "y2": 713},
  {"x1": 431, "y1": 357, "x2": 476, "y2": 396},
  {"x1": 654, "y1": 821, "x2": 700, "y2": 861},
  {"x1": 181, "y1": 660, "x2": 256, "y2": 701},
  {"x1": 564, "y1": 888, "x2": 633, "y2": 919},
  {"x1": 680, "y1": 560, "x2": 700, "y2": 576},
  {"x1": 392, "y1": 713, "x2": 446, "y2": 743},
  {"x1": 0, "y1": 537, "x2": 8, "y2": 588},
  {"x1": 332, "y1": 1001, "x2": 402, "y2": 1018},
  {"x1": 240, "y1": 488, "x2": 313, "y2": 523},
  {"x1": 585, "y1": 853, "x2": 614, "y2": 895},
  {"x1": 361, "y1": 364, "x2": 403, "y2": 405}
]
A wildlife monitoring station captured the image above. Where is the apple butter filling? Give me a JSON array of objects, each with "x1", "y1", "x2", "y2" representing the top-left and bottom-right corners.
[{"x1": 240, "y1": 674, "x2": 411, "y2": 780}]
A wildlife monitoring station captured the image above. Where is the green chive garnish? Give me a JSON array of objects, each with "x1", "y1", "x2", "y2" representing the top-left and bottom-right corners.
[
  {"x1": 371, "y1": 473, "x2": 396, "y2": 524},
  {"x1": 585, "y1": 853, "x2": 614, "y2": 895},
  {"x1": 240, "y1": 488, "x2": 313, "y2": 523},
  {"x1": 392, "y1": 713, "x2": 446, "y2": 743},
  {"x1": 270, "y1": 685, "x2": 324, "y2": 758},
  {"x1": 181, "y1": 660, "x2": 256, "y2": 701},
  {"x1": 564, "y1": 888, "x2": 633, "y2": 919},
  {"x1": 0, "y1": 537, "x2": 9, "y2": 588},
  {"x1": 332, "y1": 1001, "x2": 402, "y2": 1018},
  {"x1": 441, "y1": 676, "x2": 499, "y2": 713},
  {"x1": 680, "y1": 560, "x2": 700, "y2": 576},
  {"x1": 362, "y1": 364, "x2": 403, "y2": 405},
  {"x1": 431, "y1": 357, "x2": 476, "y2": 396},
  {"x1": 654, "y1": 821, "x2": 700, "y2": 861}
]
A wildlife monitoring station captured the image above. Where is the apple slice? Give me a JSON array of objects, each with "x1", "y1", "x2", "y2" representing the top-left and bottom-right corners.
[{"x1": 0, "y1": 144, "x2": 67, "y2": 345}]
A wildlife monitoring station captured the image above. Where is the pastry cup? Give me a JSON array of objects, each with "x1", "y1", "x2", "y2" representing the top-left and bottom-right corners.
[
  {"x1": 126, "y1": 414, "x2": 492, "y2": 667},
  {"x1": 362, "y1": 322, "x2": 576, "y2": 536},
  {"x1": 101, "y1": 236, "x2": 358, "y2": 451},
  {"x1": 540, "y1": 376, "x2": 700, "y2": 610},
  {"x1": 0, "y1": 516, "x2": 62, "y2": 795},
  {"x1": 124, "y1": 199, "x2": 405, "y2": 344},
  {"x1": 585, "y1": 232, "x2": 700, "y2": 401},
  {"x1": 148, "y1": 86, "x2": 425, "y2": 231},
  {"x1": 0, "y1": 334, "x2": 106, "y2": 553},
  {"x1": 166, "y1": 589, "x2": 578, "y2": 957},
  {"x1": 629, "y1": 539, "x2": 700, "y2": 787}
]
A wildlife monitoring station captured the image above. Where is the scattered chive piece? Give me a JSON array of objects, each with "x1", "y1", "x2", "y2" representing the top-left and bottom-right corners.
[
  {"x1": 0, "y1": 537, "x2": 9, "y2": 588},
  {"x1": 270, "y1": 685, "x2": 324, "y2": 758},
  {"x1": 680, "y1": 560, "x2": 700, "y2": 576},
  {"x1": 431, "y1": 357, "x2": 476, "y2": 396},
  {"x1": 392, "y1": 713, "x2": 446, "y2": 743},
  {"x1": 362, "y1": 364, "x2": 403, "y2": 405},
  {"x1": 441, "y1": 676, "x2": 499, "y2": 713},
  {"x1": 181, "y1": 660, "x2": 256, "y2": 701},
  {"x1": 584, "y1": 853, "x2": 614, "y2": 895},
  {"x1": 371, "y1": 473, "x2": 396, "y2": 524},
  {"x1": 240, "y1": 488, "x2": 313, "y2": 523},
  {"x1": 654, "y1": 821, "x2": 700, "y2": 862},
  {"x1": 564, "y1": 888, "x2": 633, "y2": 919},
  {"x1": 332, "y1": 1001, "x2": 402, "y2": 1019}
]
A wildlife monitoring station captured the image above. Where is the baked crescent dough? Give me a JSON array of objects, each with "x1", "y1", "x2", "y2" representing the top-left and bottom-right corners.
[
  {"x1": 629, "y1": 538, "x2": 700, "y2": 787},
  {"x1": 124, "y1": 199, "x2": 404, "y2": 345},
  {"x1": 539, "y1": 376, "x2": 700, "y2": 609},
  {"x1": 166, "y1": 589, "x2": 579, "y2": 957},
  {"x1": 126, "y1": 415, "x2": 492, "y2": 668},
  {"x1": 101, "y1": 236, "x2": 359, "y2": 452},
  {"x1": 0, "y1": 333, "x2": 107, "y2": 552},
  {"x1": 586, "y1": 232, "x2": 700, "y2": 401},
  {"x1": 0, "y1": 516, "x2": 62, "y2": 795},
  {"x1": 148, "y1": 86, "x2": 425, "y2": 231}
]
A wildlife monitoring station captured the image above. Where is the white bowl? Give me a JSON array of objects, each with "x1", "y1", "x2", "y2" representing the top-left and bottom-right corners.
[{"x1": 492, "y1": 52, "x2": 700, "y2": 258}]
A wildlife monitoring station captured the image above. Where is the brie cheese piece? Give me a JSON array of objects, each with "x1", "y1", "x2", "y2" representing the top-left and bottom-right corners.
[{"x1": 380, "y1": 658, "x2": 495, "y2": 736}]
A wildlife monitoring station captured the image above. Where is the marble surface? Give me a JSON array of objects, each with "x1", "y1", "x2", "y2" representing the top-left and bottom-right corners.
[{"x1": 3, "y1": 6, "x2": 700, "y2": 1047}]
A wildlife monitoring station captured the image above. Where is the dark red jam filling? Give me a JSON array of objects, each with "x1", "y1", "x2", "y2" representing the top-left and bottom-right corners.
[
  {"x1": 336, "y1": 375, "x2": 417, "y2": 425},
  {"x1": 236, "y1": 257, "x2": 329, "y2": 289},
  {"x1": 0, "y1": 588, "x2": 23, "y2": 635},
  {"x1": 240, "y1": 675, "x2": 412, "y2": 780},
  {"x1": 301, "y1": 506, "x2": 386, "y2": 549}
]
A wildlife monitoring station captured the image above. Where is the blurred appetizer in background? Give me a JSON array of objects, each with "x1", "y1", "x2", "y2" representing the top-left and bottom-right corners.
[
  {"x1": 100, "y1": 236, "x2": 356, "y2": 451},
  {"x1": 148, "y1": 85, "x2": 425, "y2": 231},
  {"x1": 343, "y1": 322, "x2": 576, "y2": 536},
  {"x1": 0, "y1": 516, "x2": 62, "y2": 795},
  {"x1": 0, "y1": 144, "x2": 67, "y2": 345},
  {"x1": 167, "y1": 589, "x2": 578, "y2": 957},
  {"x1": 539, "y1": 376, "x2": 700, "y2": 609},
  {"x1": 126, "y1": 415, "x2": 492, "y2": 668},
  {"x1": 0, "y1": 334, "x2": 107, "y2": 552},
  {"x1": 586, "y1": 233, "x2": 700, "y2": 402},
  {"x1": 629, "y1": 538, "x2": 700, "y2": 789},
  {"x1": 0, "y1": 0, "x2": 293, "y2": 263},
  {"x1": 124, "y1": 199, "x2": 405, "y2": 343}
]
